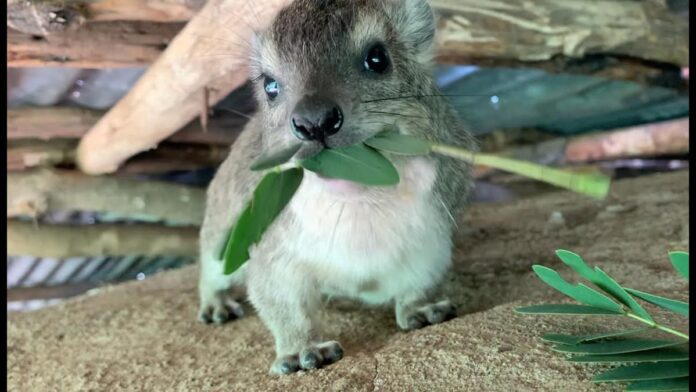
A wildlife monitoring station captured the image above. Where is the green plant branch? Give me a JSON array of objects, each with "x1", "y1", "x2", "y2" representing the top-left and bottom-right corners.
[{"x1": 625, "y1": 311, "x2": 690, "y2": 341}]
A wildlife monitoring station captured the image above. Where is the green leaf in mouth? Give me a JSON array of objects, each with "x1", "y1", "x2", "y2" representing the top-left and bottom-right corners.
[
  {"x1": 363, "y1": 131, "x2": 431, "y2": 156},
  {"x1": 300, "y1": 143, "x2": 400, "y2": 186},
  {"x1": 250, "y1": 143, "x2": 302, "y2": 171}
]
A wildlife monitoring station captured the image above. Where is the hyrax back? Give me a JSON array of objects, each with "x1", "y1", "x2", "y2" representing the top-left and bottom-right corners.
[{"x1": 198, "y1": 0, "x2": 475, "y2": 374}]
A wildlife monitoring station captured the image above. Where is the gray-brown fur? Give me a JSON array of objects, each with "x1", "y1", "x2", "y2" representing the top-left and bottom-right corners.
[{"x1": 198, "y1": 0, "x2": 476, "y2": 374}]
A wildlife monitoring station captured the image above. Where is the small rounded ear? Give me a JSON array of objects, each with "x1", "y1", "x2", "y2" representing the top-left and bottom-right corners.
[{"x1": 389, "y1": 0, "x2": 436, "y2": 55}]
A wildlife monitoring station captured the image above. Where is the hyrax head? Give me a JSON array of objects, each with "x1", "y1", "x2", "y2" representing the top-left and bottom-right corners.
[{"x1": 250, "y1": 0, "x2": 438, "y2": 151}]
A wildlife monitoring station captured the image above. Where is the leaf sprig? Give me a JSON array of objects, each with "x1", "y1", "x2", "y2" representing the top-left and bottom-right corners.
[
  {"x1": 221, "y1": 131, "x2": 613, "y2": 275},
  {"x1": 515, "y1": 251, "x2": 689, "y2": 391}
]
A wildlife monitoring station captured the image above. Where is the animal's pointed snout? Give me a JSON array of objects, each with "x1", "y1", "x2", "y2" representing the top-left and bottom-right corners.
[{"x1": 290, "y1": 95, "x2": 343, "y2": 143}]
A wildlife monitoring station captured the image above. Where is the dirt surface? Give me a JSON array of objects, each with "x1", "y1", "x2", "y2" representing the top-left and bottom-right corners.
[{"x1": 8, "y1": 171, "x2": 689, "y2": 391}]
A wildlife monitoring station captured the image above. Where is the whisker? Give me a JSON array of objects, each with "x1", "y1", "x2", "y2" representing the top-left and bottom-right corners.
[
  {"x1": 216, "y1": 107, "x2": 254, "y2": 119},
  {"x1": 362, "y1": 94, "x2": 496, "y2": 104}
]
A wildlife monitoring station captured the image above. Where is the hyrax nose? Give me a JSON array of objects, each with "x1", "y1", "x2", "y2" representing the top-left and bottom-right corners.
[{"x1": 290, "y1": 95, "x2": 343, "y2": 143}]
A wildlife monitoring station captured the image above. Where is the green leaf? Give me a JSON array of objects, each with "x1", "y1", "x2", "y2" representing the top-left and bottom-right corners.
[
  {"x1": 250, "y1": 143, "x2": 302, "y2": 171},
  {"x1": 532, "y1": 265, "x2": 623, "y2": 312},
  {"x1": 363, "y1": 131, "x2": 431, "y2": 156},
  {"x1": 553, "y1": 339, "x2": 684, "y2": 355},
  {"x1": 625, "y1": 288, "x2": 689, "y2": 317},
  {"x1": 592, "y1": 361, "x2": 689, "y2": 382},
  {"x1": 669, "y1": 251, "x2": 689, "y2": 280},
  {"x1": 555, "y1": 250, "x2": 653, "y2": 322},
  {"x1": 626, "y1": 377, "x2": 689, "y2": 391},
  {"x1": 221, "y1": 168, "x2": 304, "y2": 274},
  {"x1": 542, "y1": 328, "x2": 648, "y2": 345},
  {"x1": 300, "y1": 144, "x2": 399, "y2": 186},
  {"x1": 568, "y1": 347, "x2": 689, "y2": 363},
  {"x1": 514, "y1": 304, "x2": 623, "y2": 315},
  {"x1": 430, "y1": 144, "x2": 611, "y2": 199}
]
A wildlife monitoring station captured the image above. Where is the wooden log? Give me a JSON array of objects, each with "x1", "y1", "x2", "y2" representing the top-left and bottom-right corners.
[
  {"x1": 433, "y1": 0, "x2": 689, "y2": 67},
  {"x1": 7, "y1": 22, "x2": 183, "y2": 67},
  {"x1": 7, "y1": 220, "x2": 199, "y2": 258},
  {"x1": 7, "y1": 169, "x2": 205, "y2": 225},
  {"x1": 7, "y1": 107, "x2": 244, "y2": 145},
  {"x1": 8, "y1": 139, "x2": 229, "y2": 173},
  {"x1": 75, "y1": 0, "x2": 291, "y2": 174}
]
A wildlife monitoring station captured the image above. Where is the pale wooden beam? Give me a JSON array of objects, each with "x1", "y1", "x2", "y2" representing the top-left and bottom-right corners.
[
  {"x1": 75, "y1": 0, "x2": 292, "y2": 175},
  {"x1": 7, "y1": 169, "x2": 205, "y2": 225},
  {"x1": 7, "y1": 220, "x2": 198, "y2": 259}
]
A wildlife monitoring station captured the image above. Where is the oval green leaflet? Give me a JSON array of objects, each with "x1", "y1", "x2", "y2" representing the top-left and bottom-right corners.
[{"x1": 221, "y1": 168, "x2": 304, "y2": 275}]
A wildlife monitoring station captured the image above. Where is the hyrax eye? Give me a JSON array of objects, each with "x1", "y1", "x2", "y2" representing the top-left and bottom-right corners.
[
  {"x1": 363, "y1": 44, "x2": 390, "y2": 74},
  {"x1": 264, "y1": 76, "x2": 280, "y2": 100}
]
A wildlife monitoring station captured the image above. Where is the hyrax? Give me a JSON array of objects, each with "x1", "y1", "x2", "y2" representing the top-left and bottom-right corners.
[{"x1": 198, "y1": 0, "x2": 476, "y2": 374}]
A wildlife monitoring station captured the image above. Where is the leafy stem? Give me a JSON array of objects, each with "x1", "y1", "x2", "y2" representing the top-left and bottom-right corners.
[{"x1": 625, "y1": 311, "x2": 689, "y2": 341}]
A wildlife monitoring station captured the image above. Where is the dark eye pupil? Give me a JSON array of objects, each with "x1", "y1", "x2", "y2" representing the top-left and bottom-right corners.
[
  {"x1": 264, "y1": 77, "x2": 279, "y2": 100},
  {"x1": 364, "y1": 44, "x2": 390, "y2": 74}
]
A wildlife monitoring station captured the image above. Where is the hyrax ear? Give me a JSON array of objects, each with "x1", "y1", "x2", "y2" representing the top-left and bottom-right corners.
[{"x1": 389, "y1": 0, "x2": 436, "y2": 57}]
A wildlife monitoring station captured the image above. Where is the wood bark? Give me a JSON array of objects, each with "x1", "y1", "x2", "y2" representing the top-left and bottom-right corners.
[
  {"x1": 7, "y1": 220, "x2": 199, "y2": 259},
  {"x1": 7, "y1": 22, "x2": 183, "y2": 67},
  {"x1": 432, "y1": 0, "x2": 688, "y2": 67},
  {"x1": 7, "y1": 169, "x2": 205, "y2": 225},
  {"x1": 75, "y1": 0, "x2": 293, "y2": 174},
  {"x1": 7, "y1": 107, "x2": 244, "y2": 145}
]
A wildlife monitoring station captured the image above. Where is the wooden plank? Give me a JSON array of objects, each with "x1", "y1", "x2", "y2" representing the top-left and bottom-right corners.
[
  {"x1": 75, "y1": 0, "x2": 292, "y2": 174},
  {"x1": 7, "y1": 139, "x2": 229, "y2": 173},
  {"x1": 7, "y1": 22, "x2": 183, "y2": 67},
  {"x1": 7, "y1": 220, "x2": 199, "y2": 259},
  {"x1": 7, "y1": 107, "x2": 245, "y2": 145},
  {"x1": 7, "y1": 0, "x2": 204, "y2": 36},
  {"x1": 7, "y1": 169, "x2": 205, "y2": 225},
  {"x1": 7, "y1": 282, "x2": 101, "y2": 302}
]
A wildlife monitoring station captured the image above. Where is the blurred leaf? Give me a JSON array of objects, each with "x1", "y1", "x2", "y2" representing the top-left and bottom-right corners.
[
  {"x1": 363, "y1": 131, "x2": 431, "y2": 156},
  {"x1": 300, "y1": 144, "x2": 399, "y2": 186},
  {"x1": 592, "y1": 361, "x2": 689, "y2": 382},
  {"x1": 669, "y1": 251, "x2": 689, "y2": 280},
  {"x1": 542, "y1": 328, "x2": 647, "y2": 345},
  {"x1": 532, "y1": 265, "x2": 623, "y2": 312},
  {"x1": 625, "y1": 377, "x2": 689, "y2": 391},
  {"x1": 222, "y1": 168, "x2": 304, "y2": 274},
  {"x1": 625, "y1": 288, "x2": 688, "y2": 317},
  {"x1": 514, "y1": 304, "x2": 623, "y2": 315},
  {"x1": 553, "y1": 339, "x2": 683, "y2": 355},
  {"x1": 568, "y1": 347, "x2": 689, "y2": 363},
  {"x1": 250, "y1": 143, "x2": 302, "y2": 171},
  {"x1": 555, "y1": 250, "x2": 653, "y2": 322}
]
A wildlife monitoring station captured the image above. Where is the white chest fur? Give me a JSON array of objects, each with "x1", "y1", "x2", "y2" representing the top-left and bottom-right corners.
[{"x1": 284, "y1": 157, "x2": 452, "y2": 303}]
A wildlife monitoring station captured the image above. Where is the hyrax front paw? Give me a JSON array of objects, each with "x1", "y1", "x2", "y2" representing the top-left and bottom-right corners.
[
  {"x1": 198, "y1": 290, "x2": 245, "y2": 325},
  {"x1": 271, "y1": 341, "x2": 344, "y2": 375},
  {"x1": 397, "y1": 300, "x2": 456, "y2": 331}
]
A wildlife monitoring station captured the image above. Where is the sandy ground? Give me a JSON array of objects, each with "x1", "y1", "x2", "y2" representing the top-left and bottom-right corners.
[{"x1": 8, "y1": 171, "x2": 689, "y2": 391}]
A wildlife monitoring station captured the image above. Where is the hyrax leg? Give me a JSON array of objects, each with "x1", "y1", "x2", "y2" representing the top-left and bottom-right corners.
[
  {"x1": 247, "y1": 262, "x2": 343, "y2": 374},
  {"x1": 198, "y1": 255, "x2": 246, "y2": 325},
  {"x1": 395, "y1": 288, "x2": 457, "y2": 331}
]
